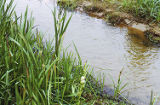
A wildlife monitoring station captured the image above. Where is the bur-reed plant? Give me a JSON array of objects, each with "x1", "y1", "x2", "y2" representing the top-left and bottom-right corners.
[
  {"x1": 149, "y1": 91, "x2": 158, "y2": 105},
  {"x1": 0, "y1": 0, "x2": 89, "y2": 104},
  {"x1": 111, "y1": 70, "x2": 128, "y2": 99}
]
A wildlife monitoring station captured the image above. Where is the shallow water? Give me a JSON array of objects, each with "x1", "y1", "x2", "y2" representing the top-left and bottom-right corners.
[{"x1": 12, "y1": 0, "x2": 160, "y2": 104}]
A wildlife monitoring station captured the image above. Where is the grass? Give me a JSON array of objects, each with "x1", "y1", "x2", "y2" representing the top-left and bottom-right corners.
[
  {"x1": 0, "y1": 0, "x2": 129, "y2": 104},
  {"x1": 111, "y1": 71, "x2": 128, "y2": 99},
  {"x1": 149, "y1": 91, "x2": 158, "y2": 105},
  {"x1": 121, "y1": 0, "x2": 160, "y2": 22},
  {"x1": 57, "y1": 0, "x2": 79, "y2": 10}
]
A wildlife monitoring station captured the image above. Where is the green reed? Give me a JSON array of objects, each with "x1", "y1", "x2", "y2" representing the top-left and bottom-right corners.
[
  {"x1": 0, "y1": 0, "x2": 89, "y2": 104},
  {"x1": 111, "y1": 70, "x2": 128, "y2": 99},
  {"x1": 149, "y1": 91, "x2": 158, "y2": 105}
]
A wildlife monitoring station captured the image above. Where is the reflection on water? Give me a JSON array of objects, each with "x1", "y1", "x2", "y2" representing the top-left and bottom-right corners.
[
  {"x1": 123, "y1": 31, "x2": 160, "y2": 105},
  {"x1": 13, "y1": 0, "x2": 160, "y2": 104},
  {"x1": 126, "y1": 31, "x2": 155, "y2": 73}
]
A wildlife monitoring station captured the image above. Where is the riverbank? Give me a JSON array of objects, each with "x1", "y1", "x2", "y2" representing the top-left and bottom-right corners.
[
  {"x1": 0, "y1": 0, "x2": 130, "y2": 104},
  {"x1": 58, "y1": 0, "x2": 160, "y2": 45}
]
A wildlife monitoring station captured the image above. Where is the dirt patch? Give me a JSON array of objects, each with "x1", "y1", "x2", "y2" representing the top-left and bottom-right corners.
[
  {"x1": 84, "y1": 4, "x2": 105, "y2": 13},
  {"x1": 88, "y1": 12, "x2": 105, "y2": 18},
  {"x1": 107, "y1": 13, "x2": 127, "y2": 26}
]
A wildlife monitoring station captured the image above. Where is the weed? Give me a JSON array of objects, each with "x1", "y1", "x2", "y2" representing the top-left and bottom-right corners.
[
  {"x1": 111, "y1": 70, "x2": 128, "y2": 99},
  {"x1": 149, "y1": 90, "x2": 158, "y2": 105}
]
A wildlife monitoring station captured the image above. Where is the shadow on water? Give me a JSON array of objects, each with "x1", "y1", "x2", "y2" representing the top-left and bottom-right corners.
[{"x1": 122, "y1": 27, "x2": 160, "y2": 105}]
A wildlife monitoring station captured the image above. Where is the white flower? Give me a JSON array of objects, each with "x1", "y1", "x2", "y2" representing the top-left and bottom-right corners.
[{"x1": 81, "y1": 76, "x2": 85, "y2": 84}]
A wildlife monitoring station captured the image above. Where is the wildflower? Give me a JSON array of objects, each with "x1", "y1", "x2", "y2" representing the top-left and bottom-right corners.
[{"x1": 81, "y1": 76, "x2": 85, "y2": 84}]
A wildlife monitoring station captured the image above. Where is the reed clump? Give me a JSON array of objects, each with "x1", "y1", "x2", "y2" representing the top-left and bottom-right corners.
[{"x1": 0, "y1": 0, "x2": 86, "y2": 104}]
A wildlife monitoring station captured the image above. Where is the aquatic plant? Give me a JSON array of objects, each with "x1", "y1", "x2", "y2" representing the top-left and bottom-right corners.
[
  {"x1": 52, "y1": 9, "x2": 72, "y2": 57},
  {"x1": 0, "y1": 0, "x2": 87, "y2": 104},
  {"x1": 111, "y1": 70, "x2": 128, "y2": 99},
  {"x1": 149, "y1": 91, "x2": 158, "y2": 105}
]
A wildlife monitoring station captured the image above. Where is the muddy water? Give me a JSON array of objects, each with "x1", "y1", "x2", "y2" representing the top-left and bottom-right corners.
[{"x1": 13, "y1": 0, "x2": 160, "y2": 104}]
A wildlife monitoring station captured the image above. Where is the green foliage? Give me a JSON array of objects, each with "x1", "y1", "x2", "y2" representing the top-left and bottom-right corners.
[
  {"x1": 149, "y1": 91, "x2": 158, "y2": 105},
  {"x1": 111, "y1": 70, "x2": 127, "y2": 99},
  {"x1": 0, "y1": 0, "x2": 87, "y2": 104},
  {"x1": 57, "y1": 0, "x2": 78, "y2": 10},
  {"x1": 122, "y1": 0, "x2": 160, "y2": 22},
  {"x1": 53, "y1": 10, "x2": 72, "y2": 57}
]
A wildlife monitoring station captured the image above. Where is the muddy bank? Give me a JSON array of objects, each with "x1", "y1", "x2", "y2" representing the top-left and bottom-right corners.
[{"x1": 58, "y1": 0, "x2": 160, "y2": 45}]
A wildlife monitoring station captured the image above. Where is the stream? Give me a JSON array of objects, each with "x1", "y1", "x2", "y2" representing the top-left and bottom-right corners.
[{"x1": 12, "y1": 0, "x2": 160, "y2": 104}]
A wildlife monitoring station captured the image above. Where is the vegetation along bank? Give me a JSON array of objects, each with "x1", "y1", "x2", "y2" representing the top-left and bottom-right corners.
[{"x1": 58, "y1": 0, "x2": 160, "y2": 45}]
